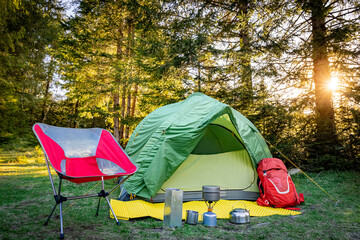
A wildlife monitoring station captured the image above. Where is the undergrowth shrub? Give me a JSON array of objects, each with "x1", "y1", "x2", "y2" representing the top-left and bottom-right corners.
[{"x1": 4, "y1": 146, "x2": 44, "y2": 164}]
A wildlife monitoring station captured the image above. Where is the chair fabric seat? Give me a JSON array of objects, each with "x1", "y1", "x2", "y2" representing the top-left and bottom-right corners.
[{"x1": 33, "y1": 123, "x2": 137, "y2": 183}]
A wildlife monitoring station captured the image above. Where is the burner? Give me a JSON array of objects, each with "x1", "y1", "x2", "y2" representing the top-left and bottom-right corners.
[{"x1": 202, "y1": 186, "x2": 220, "y2": 226}]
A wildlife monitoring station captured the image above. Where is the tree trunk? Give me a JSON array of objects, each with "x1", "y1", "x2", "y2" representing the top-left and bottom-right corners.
[
  {"x1": 123, "y1": 19, "x2": 134, "y2": 141},
  {"x1": 125, "y1": 90, "x2": 131, "y2": 139},
  {"x1": 238, "y1": 0, "x2": 252, "y2": 105},
  {"x1": 41, "y1": 58, "x2": 55, "y2": 123},
  {"x1": 41, "y1": 78, "x2": 51, "y2": 123},
  {"x1": 114, "y1": 27, "x2": 124, "y2": 142},
  {"x1": 310, "y1": 0, "x2": 338, "y2": 157},
  {"x1": 113, "y1": 92, "x2": 120, "y2": 141},
  {"x1": 120, "y1": 86, "x2": 126, "y2": 140},
  {"x1": 131, "y1": 84, "x2": 138, "y2": 117},
  {"x1": 73, "y1": 99, "x2": 79, "y2": 128}
]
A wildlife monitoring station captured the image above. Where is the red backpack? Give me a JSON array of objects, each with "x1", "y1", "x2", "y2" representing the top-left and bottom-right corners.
[{"x1": 256, "y1": 158, "x2": 304, "y2": 208}]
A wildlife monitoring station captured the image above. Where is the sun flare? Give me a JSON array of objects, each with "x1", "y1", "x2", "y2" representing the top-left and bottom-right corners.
[{"x1": 329, "y1": 76, "x2": 338, "y2": 91}]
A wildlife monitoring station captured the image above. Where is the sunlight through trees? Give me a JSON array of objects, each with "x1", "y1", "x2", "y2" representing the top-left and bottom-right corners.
[{"x1": 1, "y1": 0, "x2": 359, "y2": 170}]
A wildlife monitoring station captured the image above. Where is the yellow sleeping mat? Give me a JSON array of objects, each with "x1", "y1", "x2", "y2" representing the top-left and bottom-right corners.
[{"x1": 110, "y1": 199, "x2": 301, "y2": 221}]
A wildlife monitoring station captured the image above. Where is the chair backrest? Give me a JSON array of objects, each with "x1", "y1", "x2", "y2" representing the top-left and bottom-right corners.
[{"x1": 33, "y1": 123, "x2": 137, "y2": 182}]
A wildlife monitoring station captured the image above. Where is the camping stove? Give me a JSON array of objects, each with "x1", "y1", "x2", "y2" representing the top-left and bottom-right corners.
[{"x1": 202, "y1": 186, "x2": 220, "y2": 226}]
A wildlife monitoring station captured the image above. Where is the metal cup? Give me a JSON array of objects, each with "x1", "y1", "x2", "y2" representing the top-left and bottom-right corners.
[{"x1": 185, "y1": 210, "x2": 199, "y2": 225}]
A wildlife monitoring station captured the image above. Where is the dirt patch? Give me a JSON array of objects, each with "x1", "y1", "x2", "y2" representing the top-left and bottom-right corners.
[
  {"x1": 347, "y1": 232, "x2": 360, "y2": 240},
  {"x1": 152, "y1": 227, "x2": 163, "y2": 232},
  {"x1": 15, "y1": 199, "x2": 39, "y2": 207},
  {"x1": 309, "y1": 204, "x2": 320, "y2": 210},
  {"x1": 221, "y1": 227, "x2": 239, "y2": 233}
]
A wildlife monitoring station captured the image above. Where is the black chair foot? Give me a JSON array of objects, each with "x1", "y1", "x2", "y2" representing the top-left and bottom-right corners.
[
  {"x1": 60, "y1": 233, "x2": 64, "y2": 239},
  {"x1": 117, "y1": 221, "x2": 120, "y2": 226},
  {"x1": 44, "y1": 222, "x2": 48, "y2": 226}
]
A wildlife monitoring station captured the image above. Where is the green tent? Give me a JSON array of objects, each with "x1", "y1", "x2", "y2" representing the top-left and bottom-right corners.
[{"x1": 124, "y1": 93, "x2": 272, "y2": 202}]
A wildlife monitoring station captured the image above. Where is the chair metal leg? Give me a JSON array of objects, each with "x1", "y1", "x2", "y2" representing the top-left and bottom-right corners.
[
  {"x1": 59, "y1": 202, "x2": 64, "y2": 239},
  {"x1": 105, "y1": 196, "x2": 120, "y2": 225},
  {"x1": 95, "y1": 197, "x2": 101, "y2": 217},
  {"x1": 100, "y1": 176, "x2": 119, "y2": 225},
  {"x1": 57, "y1": 176, "x2": 65, "y2": 239},
  {"x1": 43, "y1": 172, "x2": 127, "y2": 239},
  {"x1": 43, "y1": 154, "x2": 59, "y2": 226},
  {"x1": 44, "y1": 155, "x2": 57, "y2": 196},
  {"x1": 44, "y1": 203, "x2": 58, "y2": 226}
]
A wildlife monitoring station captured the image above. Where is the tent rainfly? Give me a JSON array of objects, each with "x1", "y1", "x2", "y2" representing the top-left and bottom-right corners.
[{"x1": 124, "y1": 93, "x2": 272, "y2": 202}]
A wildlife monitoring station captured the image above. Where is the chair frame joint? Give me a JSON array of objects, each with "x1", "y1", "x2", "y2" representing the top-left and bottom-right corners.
[
  {"x1": 54, "y1": 195, "x2": 67, "y2": 204},
  {"x1": 98, "y1": 189, "x2": 109, "y2": 198}
]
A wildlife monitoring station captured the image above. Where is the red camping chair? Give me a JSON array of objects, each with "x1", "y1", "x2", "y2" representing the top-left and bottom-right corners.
[{"x1": 33, "y1": 123, "x2": 137, "y2": 239}]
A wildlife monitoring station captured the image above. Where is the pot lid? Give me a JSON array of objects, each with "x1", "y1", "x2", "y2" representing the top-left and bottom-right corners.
[{"x1": 202, "y1": 185, "x2": 220, "y2": 192}]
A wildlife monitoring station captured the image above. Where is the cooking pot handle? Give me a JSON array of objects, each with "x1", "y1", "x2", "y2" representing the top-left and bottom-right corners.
[{"x1": 231, "y1": 200, "x2": 248, "y2": 211}]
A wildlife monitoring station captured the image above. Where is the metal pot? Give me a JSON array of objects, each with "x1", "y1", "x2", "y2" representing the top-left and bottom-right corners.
[
  {"x1": 229, "y1": 201, "x2": 250, "y2": 224},
  {"x1": 185, "y1": 210, "x2": 199, "y2": 225},
  {"x1": 202, "y1": 186, "x2": 220, "y2": 202}
]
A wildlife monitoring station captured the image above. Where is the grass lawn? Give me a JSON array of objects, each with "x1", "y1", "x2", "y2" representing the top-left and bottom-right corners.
[{"x1": 0, "y1": 148, "x2": 359, "y2": 239}]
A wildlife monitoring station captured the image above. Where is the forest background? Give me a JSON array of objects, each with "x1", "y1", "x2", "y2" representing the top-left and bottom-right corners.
[{"x1": 1, "y1": 0, "x2": 359, "y2": 170}]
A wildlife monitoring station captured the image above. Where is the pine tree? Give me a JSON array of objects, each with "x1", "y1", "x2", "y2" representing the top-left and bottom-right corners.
[
  {"x1": 265, "y1": 0, "x2": 360, "y2": 168},
  {"x1": 0, "y1": 0, "x2": 63, "y2": 144},
  {"x1": 57, "y1": 0, "x2": 185, "y2": 145}
]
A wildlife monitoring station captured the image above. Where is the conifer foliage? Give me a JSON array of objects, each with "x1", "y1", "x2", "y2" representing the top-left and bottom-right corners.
[
  {"x1": 0, "y1": 0, "x2": 63, "y2": 144},
  {"x1": 1, "y1": 0, "x2": 359, "y2": 169}
]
